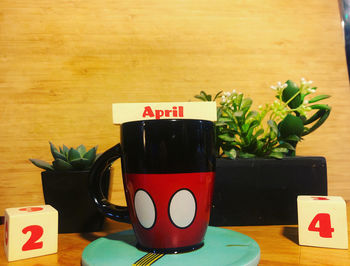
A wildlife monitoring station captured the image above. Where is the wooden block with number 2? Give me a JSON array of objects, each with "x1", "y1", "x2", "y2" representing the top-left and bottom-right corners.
[
  {"x1": 297, "y1": 196, "x2": 348, "y2": 249},
  {"x1": 4, "y1": 205, "x2": 58, "y2": 261}
]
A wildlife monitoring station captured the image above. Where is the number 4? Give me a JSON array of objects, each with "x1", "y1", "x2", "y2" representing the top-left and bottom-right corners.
[{"x1": 308, "y1": 213, "x2": 334, "y2": 238}]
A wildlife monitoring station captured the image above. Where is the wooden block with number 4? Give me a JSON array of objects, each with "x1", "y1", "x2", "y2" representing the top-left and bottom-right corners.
[
  {"x1": 297, "y1": 196, "x2": 348, "y2": 249},
  {"x1": 4, "y1": 205, "x2": 58, "y2": 261}
]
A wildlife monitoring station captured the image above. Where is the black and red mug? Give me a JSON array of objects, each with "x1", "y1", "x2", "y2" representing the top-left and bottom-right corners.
[{"x1": 89, "y1": 119, "x2": 216, "y2": 253}]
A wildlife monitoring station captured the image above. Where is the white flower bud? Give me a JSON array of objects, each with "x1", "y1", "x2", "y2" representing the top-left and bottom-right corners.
[
  {"x1": 271, "y1": 86, "x2": 277, "y2": 90},
  {"x1": 307, "y1": 88, "x2": 316, "y2": 93}
]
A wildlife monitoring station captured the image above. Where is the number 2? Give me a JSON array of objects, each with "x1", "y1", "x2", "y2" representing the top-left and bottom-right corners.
[
  {"x1": 308, "y1": 213, "x2": 334, "y2": 238},
  {"x1": 22, "y1": 225, "x2": 44, "y2": 251}
]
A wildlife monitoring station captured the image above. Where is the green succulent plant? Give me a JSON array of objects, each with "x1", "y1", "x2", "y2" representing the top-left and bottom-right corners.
[
  {"x1": 273, "y1": 79, "x2": 331, "y2": 155},
  {"x1": 194, "y1": 78, "x2": 331, "y2": 159},
  {"x1": 29, "y1": 142, "x2": 99, "y2": 171}
]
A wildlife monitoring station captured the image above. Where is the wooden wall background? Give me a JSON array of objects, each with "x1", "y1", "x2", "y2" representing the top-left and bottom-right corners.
[{"x1": 0, "y1": 0, "x2": 349, "y2": 215}]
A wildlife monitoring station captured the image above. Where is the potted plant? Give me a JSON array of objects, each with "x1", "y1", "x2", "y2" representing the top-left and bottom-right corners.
[
  {"x1": 30, "y1": 143, "x2": 110, "y2": 233},
  {"x1": 195, "y1": 78, "x2": 331, "y2": 225}
]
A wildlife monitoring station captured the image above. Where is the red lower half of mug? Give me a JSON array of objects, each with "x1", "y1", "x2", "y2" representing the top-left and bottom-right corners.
[{"x1": 124, "y1": 172, "x2": 215, "y2": 253}]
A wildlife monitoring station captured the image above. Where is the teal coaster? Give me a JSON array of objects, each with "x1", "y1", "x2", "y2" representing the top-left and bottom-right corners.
[{"x1": 82, "y1": 226, "x2": 260, "y2": 266}]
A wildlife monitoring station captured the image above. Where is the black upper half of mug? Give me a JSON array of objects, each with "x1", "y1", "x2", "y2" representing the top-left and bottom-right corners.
[{"x1": 120, "y1": 119, "x2": 216, "y2": 174}]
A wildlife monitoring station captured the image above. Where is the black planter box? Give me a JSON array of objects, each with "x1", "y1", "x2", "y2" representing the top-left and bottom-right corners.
[
  {"x1": 41, "y1": 170, "x2": 110, "y2": 233},
  {"x1": 210, "y1": 157, "x2": 327, "y2": 226}
]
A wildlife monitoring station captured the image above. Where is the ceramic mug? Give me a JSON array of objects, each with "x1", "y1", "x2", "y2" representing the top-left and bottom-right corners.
[{"x1": 89, "y1": 119, "x2": 216, "y2": 253}]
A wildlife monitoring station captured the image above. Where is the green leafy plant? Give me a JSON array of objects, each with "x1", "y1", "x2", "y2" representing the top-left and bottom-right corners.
[
  {"x1": 194, "y1": 78, "x2": 331, "y2": 159},
  {"x1": 29, "y1": 142, "x2": 99, "y2": 171}
]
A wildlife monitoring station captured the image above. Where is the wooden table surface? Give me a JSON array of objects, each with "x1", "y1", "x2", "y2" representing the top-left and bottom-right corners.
[
  {"x1": 0, "y1": 203, "x2": 349, "y2": 266},
  {"x1": 1, "y1": 0, "x2": 350, "y2": 216}
]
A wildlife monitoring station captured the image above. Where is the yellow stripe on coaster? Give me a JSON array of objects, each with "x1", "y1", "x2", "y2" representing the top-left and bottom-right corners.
[{"x1": 133, "y1": 253, "x2": 165, "y2": 266}]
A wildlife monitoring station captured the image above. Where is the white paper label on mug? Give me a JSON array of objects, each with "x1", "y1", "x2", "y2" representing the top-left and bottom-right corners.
[{"x1": 112, "y1": 102, "x2": 217, "y2": 124}]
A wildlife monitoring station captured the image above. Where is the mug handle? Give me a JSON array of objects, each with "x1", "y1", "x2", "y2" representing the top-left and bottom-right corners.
[{"x1": 88, "y1": 144, "x2": 130, "y2": 223}]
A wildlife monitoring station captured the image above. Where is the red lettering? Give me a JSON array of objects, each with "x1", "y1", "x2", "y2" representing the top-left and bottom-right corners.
[
  {"x1": 142, "y1": 106, "x2": 184, "y2": 119},
  {"x1": 5, "y1": 219, "x2": 8, "y2": 246},
  {"x1": 142, "y1": 106, "x2": 154, "y2": 118},
  {"x1": 179, "y1": 106, "x2": 184, "y2": 117},
  {"x1": 173, "y1": 106, "x2": 177, "y2": 117},
  {"x1": 19, "y1": 207, "x2": 43, "y2": 212},
  {"x1": 312, "y1": 197, "x2": 329, "y2": 201},
  {"x1": 155, "y1": 110, "x2": 164, "y2": 119},
  {"x1": 22, "y1": 225, "x2": 44, "y2": 251},
  {"x1": 308, "y1": 213, "x2": 334, "y2": 238},
  {"x1": 165, "y1": 110, "x2": 171, "y2": 117}
]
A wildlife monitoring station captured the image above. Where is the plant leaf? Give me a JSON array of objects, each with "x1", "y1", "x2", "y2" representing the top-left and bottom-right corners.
[
  {"x1": 215, "y1": 122, "x2": 227, "y2": 127},
  {"x1": 52, "y1": 159, "x2": 74, "y2": 171},
  {"x1": 213, "y1": 91, "x2": 223, "y2": 100},
  {"x1": 49, "y1": 142, "x2": 59, "y2": 158},
  {"x1": 76, "y1": 144, "x2": 86, "y2": 156},
  {"x1": 269, "y1": 152, "x2": 284, "y2": 159},
  {"x1": 52, "y1": 150, "x2": 67, "y2": 161},
  {"x1": 242, "y1": 124, "x2": 249, "y2": 134},
  {"x1": 240, "y1": 98, "x2": 253, "y2": 114},
  {"x1": 308, "y1": 95, "x2": 331, "y2": 103},
  {"x1": 29, "y1": 159, "x2": 54, "y2": 171},
  {"x1": 218, "y1": 133, "x2": 236, "y2": 142},
  {"x1": 70, "y1": 158, "x2": 90, "y2": 170},
  {"x1": 234, "y1": 111, "x2": 243, "y2": 117},
  {"x1": 246, "y1": 111, "x2": 258, "y2": 121},
  {"x1": 83, "y1": 146, "x2": 97, "y2": 164},
  {"x1": 246, "y1": 122, "x2": 260, "y2": 141},
  {"x1": 194, "y1": 95, "x2": 207, "y2": 101},
  {"x1": 68, "y1": 148, "x2": 81, "y2": 162},
  {"x1": 218, "y1": 117, "x2": 232, "y2": 122},
  {"x1": 254, "y1": 128, "x2": 264, "y2": 138},
  {"x1": 309, "y1": 104, "x2": 331, "y2": 110},
  {"x1": 62, "y1": 144, "x2": 69, "y2": 157},
  {"x1": 277, "y1": 142, "x2": 296, "y2": 150},
  {"x1": 303, "y1": 109, "x2": 325, "y2": 125},
  {"x1": 199, "y1": 91, "x2": 212, "y2": 101},
  {"x1": 282, "y1": 80, "x2": 302, "y2": 109},
  {"x1": 267, "y1": 120, "x2": 278, "y2": 135},
  {"x1": 248, "y1": 120, "x2": 260, "y2": 130},
  {"x1": 302, "y1": 109, "x2": 331, "y2": 136},
  {"x1": 278, "y1": 114, "x2": 304, "y2": 138},
  {"x1": 236, "y1": 93, "x2": 243, "y2": 108},
  {"x1": 281, "y1": 134, "x2": 301, "y2": 142},
  {"x1": 272, "y1": 147, "x2": 288, "y2": 153},
  {"x1": 239, "y1": 152, "x2": 256, "y2": 158},
  {"x1": 224, "y1": 149, "x2": 237, "y2": 159}
]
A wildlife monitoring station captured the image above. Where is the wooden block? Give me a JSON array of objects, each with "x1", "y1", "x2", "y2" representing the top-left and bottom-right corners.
[
  {"x1": 297, "y1": 196, "x2": 348, "y2": 249},
  {"x1": 112, "y1": 102, "x2": 217, "y2": 124},
  {"x1": 3, "y1": 205, "x2": 58, "y2": 262}
]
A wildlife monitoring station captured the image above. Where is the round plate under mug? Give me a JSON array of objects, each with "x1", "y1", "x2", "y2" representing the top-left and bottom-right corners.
[{"x1": 82, "y1": 226, "x2": 260, "y2": 266}]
